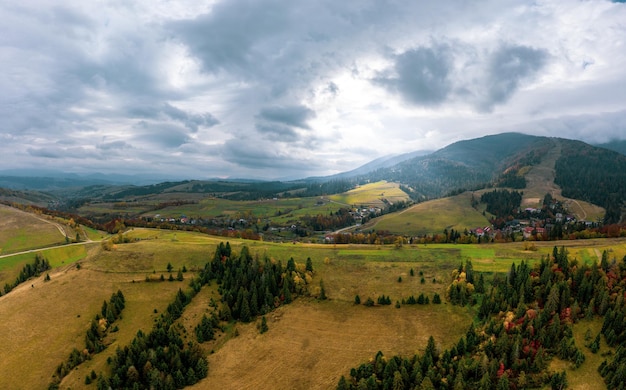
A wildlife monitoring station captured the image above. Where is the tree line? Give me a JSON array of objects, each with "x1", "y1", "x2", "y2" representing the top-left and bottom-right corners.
[
  {"x1": 2, "y1": 253, "x2": 50, "y2": 295},
  {"x1": 49, "y1": 290, "x2": 126, "y2": 389}
]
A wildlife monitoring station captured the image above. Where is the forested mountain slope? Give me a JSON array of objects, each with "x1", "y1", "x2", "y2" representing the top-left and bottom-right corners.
[
  {"x1": 362, "y1": 133, "x2": 551, "y2": 200},
  {"x1": 555, "y1": 139, "x2": 626, "y2": 224},
  {"x1": 595, "y1": 140, "x2": 626, "y2": 156}
]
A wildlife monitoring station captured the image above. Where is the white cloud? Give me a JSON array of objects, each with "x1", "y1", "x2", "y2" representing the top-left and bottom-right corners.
[{"x1": 1, "y1": 0, "x2": 625, "y2": 178}]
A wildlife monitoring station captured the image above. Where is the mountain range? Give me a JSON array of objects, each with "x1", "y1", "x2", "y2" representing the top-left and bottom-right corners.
[{"x1": 1, "y1": 132, "x2": 625, "y2": 223}]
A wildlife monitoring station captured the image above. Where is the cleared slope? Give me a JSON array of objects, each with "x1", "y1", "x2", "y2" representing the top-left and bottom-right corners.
[
  {"x1": 521, "y1": 139, "x2": 604, "y2": 220},
  {"x1": 329, "y1": 180, "x2": 410, "y2": 207},
  {"x1": 358, "y1": 192, "x2": 490, "y2": 236}
]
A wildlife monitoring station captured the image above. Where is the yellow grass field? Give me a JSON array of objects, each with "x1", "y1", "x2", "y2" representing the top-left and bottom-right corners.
[
  {"x1": 329, "y1": 181, "x2": 410, "y2": 207},
  {"x1": 359, "y1": 192, "x2": 490, "y2": 236},
  {"x1": 1, "y1": 227, "x2": 625, "y2": 389}
]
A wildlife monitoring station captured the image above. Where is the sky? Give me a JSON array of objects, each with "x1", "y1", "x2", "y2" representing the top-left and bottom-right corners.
[{"x1": 2, "y1": 0, "x2": 626, "y2": 180}]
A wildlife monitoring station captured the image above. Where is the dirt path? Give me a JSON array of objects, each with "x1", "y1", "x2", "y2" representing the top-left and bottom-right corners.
[
  {"x1": 31, "y1": 214, "x2": 67, "y2": 237},
  {"x1": 0, "y1": 241, "x2": 92, "y2": 260}
]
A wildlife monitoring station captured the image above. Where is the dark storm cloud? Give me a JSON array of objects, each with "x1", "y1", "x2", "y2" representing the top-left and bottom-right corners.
[
  {"x1": 258, "y1": 105, "x2": 316, "y2": 130},
  {"x1": 132, "y1": 121, "x2": 191, "y2": 149},
  {"x1": 255, "y1": 123, "x2": 300, "y2": 142},
  {"x1": 375, "y1": 46, "x2": 453, "y2": 105},
  {"x1": 169, "y1": 0, "x2": 290, "y2": 76},
  {"x1": 480, "y1": 44, "x2": 548, "y2": 111},
  {"x1": 129, "y1": 103, "x2": 219, "y2": 132},
  {"x1": 162, "y1": 103, "x2": 219, "y2": 132}
]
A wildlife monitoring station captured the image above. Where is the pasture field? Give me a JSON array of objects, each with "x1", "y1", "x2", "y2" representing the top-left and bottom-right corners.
[
  {"x1": 0, "y1": 228, "x2": 625, "y2": 389},
  {"x1": 329, "y1": 180, "x2": 410, "y2": 207},
  {"x1": 0, "y1": 244, "x2": 89, "y2": 288},
  {"x1": 358, "y1": 192, "x2": 490, "y2": 236},
  {"x1": 0, "y1": 204, "x2": 66, "y2": 255},
  {"x1": 549, "y1": 318, "x2": 607, "y2": 390},
  {"x1": 82, "y1": 195, "x2": 347, "y2": 227}
]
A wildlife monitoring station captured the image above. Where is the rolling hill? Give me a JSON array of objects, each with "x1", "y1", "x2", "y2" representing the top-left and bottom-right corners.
[{"x1": 1, "y1": 132, "x2": 625, "y2": 226}]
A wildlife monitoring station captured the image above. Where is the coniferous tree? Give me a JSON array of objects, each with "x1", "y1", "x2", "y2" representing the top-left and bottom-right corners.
[
  {"x1": 260, "y1": 316, "x2": 268, "y2": 334},
  {"x1": 319, "y1": 280, "x2": 327, "y2": 300}
]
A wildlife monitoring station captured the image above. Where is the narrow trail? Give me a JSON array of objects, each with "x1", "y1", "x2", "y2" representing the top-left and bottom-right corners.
[
  {"x1": 0, "y1": 240, "x2": 93, "y2": 260},
  {"x1": 31, "y1": 214, "x2": 67, "y2": 237}
]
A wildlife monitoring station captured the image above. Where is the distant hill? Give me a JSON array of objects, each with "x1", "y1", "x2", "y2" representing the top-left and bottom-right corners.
[
  {"x1": 310, "y1": 150, "x2": 431, "y2": 181},
  {"x1": 0, "y1": 170, "x2": 179, "y2": 191},
  {"x1": 0, "y1": 187, "x2": 56, "y2": 206},
  {"x1": 357, "y1": 133, "x2": 549, "y2": 200},
  {"x1": 595, "y1": 140, "x2": 626, "y2": 156},
  {"x1": 2, "y1": 132, "x2": 626, "y2": 223}
]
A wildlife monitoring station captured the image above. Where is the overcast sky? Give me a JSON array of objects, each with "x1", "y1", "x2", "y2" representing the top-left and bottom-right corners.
[{"x1": 2, "y1": 1, "x2": 626, "y2": 180}]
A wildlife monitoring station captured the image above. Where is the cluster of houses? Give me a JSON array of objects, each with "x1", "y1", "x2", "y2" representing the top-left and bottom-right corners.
[
  {"x1": 351, "y1": 207, "x2": 382, "y2": 226},
  {"x1": 470, "y1": 208, "x2": 583, "y2": 240}
]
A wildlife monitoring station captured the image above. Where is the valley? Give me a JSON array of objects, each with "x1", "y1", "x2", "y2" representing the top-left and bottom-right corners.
[{"x1": 1, "y1": 133, "x2": 626, "y2": 389}]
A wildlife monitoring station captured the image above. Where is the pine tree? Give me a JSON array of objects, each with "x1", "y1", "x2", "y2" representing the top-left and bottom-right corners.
[
  {"x1": 337, "y1": 375, "x2": 349, "y2": 390},
  {"x1": 240, "y1": 297, "x2": 251, "y2": 322},
  {"x1": 319, "y1": 280, "x2": 327, "y2": 300}
]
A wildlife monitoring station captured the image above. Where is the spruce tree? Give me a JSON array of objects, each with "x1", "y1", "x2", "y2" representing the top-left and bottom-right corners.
[
  {"x1": 319, "y1": 280, "x2": 327, "y2": 300},
  {"x1": 240, "y1": 297, "x2": 251, "y2": 322}
]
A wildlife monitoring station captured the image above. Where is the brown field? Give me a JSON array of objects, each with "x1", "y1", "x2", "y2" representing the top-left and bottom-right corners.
[
  {"x1": 198, "y1": 300, "x2": 470, "y2": 390},
  {"x1": 0, "y1": 226, "x2": 625, "y2": 389}
]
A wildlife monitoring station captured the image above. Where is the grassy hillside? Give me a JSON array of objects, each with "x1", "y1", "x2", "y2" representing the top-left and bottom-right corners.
[
  {"x1": 2, "y1": 226, "x2": 624, "y2": 389},
  {"x1": 329, "y1": 181, "x2": 410, "y2": 207},
  {"x1": 358, "y1": 192, "x2": 490, "y2": 236},
  {"x1": 0, "y1": 204, "x2": 66, "y2": 255}
]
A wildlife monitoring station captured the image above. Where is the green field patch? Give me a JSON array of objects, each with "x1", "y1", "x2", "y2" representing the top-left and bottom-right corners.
[
  {"x1": 0, "y1": 245, "x2": 88, "y2": 288},
  {"x1": 83, "y1": 226, "x2": 106, "y2": 241},
  {"x1": 459, "y1": 247, "x2": 495, "y2": 259},
  {"x1": 0, "y1": 205, "x2": 65, "y2": 255},
  {"x1": 550, "y1": 318, "x2": 608, "y2": 390},
  {"x1": 364, "y1": 192, "x2": 489, "y2": 235}
]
